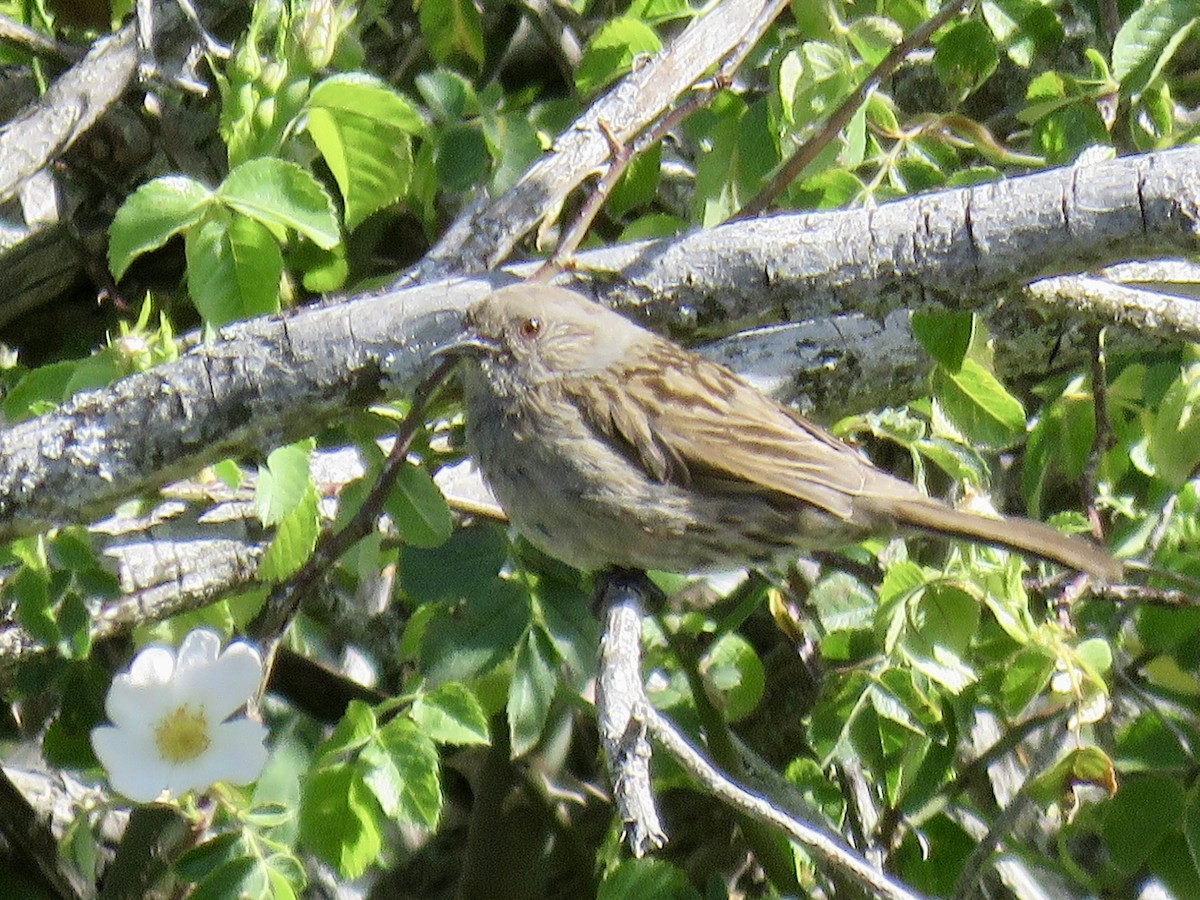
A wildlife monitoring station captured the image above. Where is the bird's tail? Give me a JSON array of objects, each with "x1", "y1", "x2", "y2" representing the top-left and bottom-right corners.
[{"x1": 879, "y1": 496, "x2": 1122, "y2": 581}]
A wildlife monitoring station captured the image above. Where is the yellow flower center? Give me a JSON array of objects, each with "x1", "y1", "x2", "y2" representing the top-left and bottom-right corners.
[{"x1": 153, "y1": 704, "x2": 211, "y2": 763}]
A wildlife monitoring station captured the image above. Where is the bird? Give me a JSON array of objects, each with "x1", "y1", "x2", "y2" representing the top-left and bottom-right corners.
[{"x1": 444, "y1": 283, "x2": 1121, "y2": 582}]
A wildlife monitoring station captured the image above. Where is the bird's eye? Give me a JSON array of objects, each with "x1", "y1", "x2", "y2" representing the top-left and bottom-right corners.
[{"x1": 517, "y1": 317, "x2": 541, "y2": 339}]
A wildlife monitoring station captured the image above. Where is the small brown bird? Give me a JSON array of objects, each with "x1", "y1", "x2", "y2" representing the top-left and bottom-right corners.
[{"x1": 448, "y1": 284, "x2": 1120, "y2": 581}]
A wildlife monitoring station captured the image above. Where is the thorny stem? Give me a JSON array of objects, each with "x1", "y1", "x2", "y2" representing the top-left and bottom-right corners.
[
  {"x1": 250, "y1": 357, "x2": 459, "y2": 649},
  {"x1": 535, "y1": 0, "x2": 790, "y2": 279},
  {"x1": 736, "y1": 0, "x2": 974, "y2": 219}
]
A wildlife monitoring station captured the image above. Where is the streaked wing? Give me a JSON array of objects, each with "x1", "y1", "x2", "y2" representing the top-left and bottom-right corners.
[{"x1": 560, "y1": 339, "x2": 913, "y2": 521}]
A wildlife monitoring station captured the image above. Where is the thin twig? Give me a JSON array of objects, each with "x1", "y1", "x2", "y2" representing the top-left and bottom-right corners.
[
  {"x1": 1082, "y1": 326, "x2": 1111, "y2": 539},
  {"x1": 249, "y1": 357, "x2": 459, "y2": 646},
  {"x1": 736, "y1": 0, "x2": 973, "y2": 219},
  {"x1": 0, "y1": 14, "x2": 81, "y2": 61},
  {"x1": 535, "y1": 0, "x2": 790, "y2": 278}
]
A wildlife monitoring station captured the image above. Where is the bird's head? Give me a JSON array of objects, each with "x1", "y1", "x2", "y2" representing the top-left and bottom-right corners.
[{"x1": 445, "y1": 284, "x2": 650, "y2": 390}]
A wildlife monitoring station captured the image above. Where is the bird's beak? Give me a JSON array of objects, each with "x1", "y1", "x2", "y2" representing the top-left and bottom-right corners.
[{"x1": 430, "y1": 320, "x2": 499, "y2": 359}]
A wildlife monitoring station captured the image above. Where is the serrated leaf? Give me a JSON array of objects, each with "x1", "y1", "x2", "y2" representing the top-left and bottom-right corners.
[
  {"x1": 1112, "y1": 0, "x2": 1199, "y2": 91},
  {"x1": 385, "y1": 464, "x2": 452, "y2": 549},
  {"x1": 509, "y1": 627, "x2": 559, "y2": 756},
  {"x1": 299, "y1": 764, "x2": 383, "y2": 879},
  {"x1": 185, "y1": 215, "x2": 283, "y2": 326},
  {"x1": 257, "y1": 487, "x2": 319, "y2": 582},
  {"x1": 218, "y1": 158, "x2": 340, "y2": 249},
  {"x1": 306, "y1": 75, "x2": 422, "y2": 229},
  {"x1": 373, "y1": 718, "x2": 442, "y2": 828},
  {"x1": 109, "y1": 176, "x2": 211, "y2": 279},
  {"x1": 411, "y1": 683, "x2": 490, "y2": 746},
  {"x1": 319, "y1": 700, "x2": 378, "y2": 764},
  {"x1": 931, "y1": 358, "x2": 1026, "y2": 449}
]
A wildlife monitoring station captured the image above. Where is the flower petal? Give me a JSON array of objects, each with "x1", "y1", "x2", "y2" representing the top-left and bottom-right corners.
[
  {"x1": 92, "y1": 726, "x2": 171, "y2": 803},
  {"x1": 208, "y1": 718, "x2": 269, "y2": 784},
  {"x1": 178, "y1": 641, "x2": 264, "y2": 721},
  {"x1": 125, "y1": 645, "x2": 177, "y2": 686},
  {"x1": 175, "y1": 629, "x2": 222, "y2": 674},
  {"x1": 105, "y1": 674, "x2": 175, "y2": 728}
]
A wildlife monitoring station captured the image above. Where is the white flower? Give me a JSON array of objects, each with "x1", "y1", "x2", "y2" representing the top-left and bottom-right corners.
[{"x1": 91, "y1": 629, "x2": 269, "y2": 803}]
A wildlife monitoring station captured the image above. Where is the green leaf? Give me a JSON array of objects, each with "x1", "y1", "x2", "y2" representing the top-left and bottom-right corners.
[
  {"x1": 415, "y1": 70, "x2": 478, "y2": 122},
  {"x1": 411, "y1": 683, "x2": 490, "y2": 746},
  {"x1": 319, "y1": 700, "x2": 378, "y2": 764},
  {"x1": 421, "y1": 579, "x2": 532, "y2": 685},
  {"x1": 400, "y1": 524, "x2": 508, "y2": 606},
  {"x1": 369, "y1": 717, "x2": 442, "y2": 828},
  {"x1": 607, "y1": 142, "x2": 661, "y2": 219},
  {"x1": 385, "y1": 464, "x2": 452, "y2": 549},
  {"x1": 847, "y1": 16, "x2": 901, "y2": 67},
  {"x1": 257, "y1": 486, "x2": 319, "y2": 582},
  {"x1": 537, "y1": 581, "x2": 602, "y2": 690},
  {"x1": 256, "y1": 442, "x2": 314, "y2": 526},
  {"x1": 189, "y1": 858, "x2": 261, "y2": 900},
  {"x1": 481, "y1": 110, "x2": 544, "y2": 194},
  {"x1": 700, "y1": 632, "x2": 765, "y2": 722},
  {"x1": 933, "y1": 20, "x2": 998, "y2": 99},
  {"x1": 1000, "y1": 645, "x2": 1056, "y2": 715},
  {"x1": 11, "y1": 568, "x2": 57, "y2": 646},
  {"x1": 692, "y1": 97, "x2": 776, "y2": 226},
  {"x1": 576, "y1": 17, "x2": 662, "y2": 95},
  {"x1": 508, "y1": 627, "x2": 559, "y2": 756},
  {"x1": 902, "y1": 584, "x2": 979, "y2": 693},
  {"x1": 174, "y1": 833, "x2": 246, "y2": 884},
  {"x1": 185, "y1": 214, "x2": 283, "y2": 326},
  {"x1": 1185, "y1": 786, "x2": 1200, "y2": 878},
  {"x1": 416, "y1": 0, "x2": 484, "y2": 70},
  {"x1": 217, "y1": 158, "x2": 340, "y2": 249},
  {"x1": 910, "y1": 310, "x2": 974, "y2": 371},
  {"x1": 1112, "y1": 0, "x2": 1199, "y2": 92},
  {"x1": 434, "y1": 124, "x2": 490, "y2": 191},
  {"x1": 1149, "y1": 364, "x2": 1200, "y2": 487},
  {"x1": 1102, "y1": 774, "x2": 1185, "y2": 872},
  {"x1": 628, "y1": 0, "x2": 693, "y2": 23},
  {"x1": 306, "y1": 74, "x2": 422, "y2": 229},
  {"x1": 1027, "y1": 745, "x2": 1116, "y2": 806},
  {"x1": 598, "y1": 858, "x2": 701, "y2": 900},
  {"x1": 3, "y1": 361, "x2": 80, "y2": 421},
  {"x1": 109, "y1": 176, "x2": 211, "y2": 279},
  {"x1": 58, "y1": 592, "x2": 91, "y2": 658},
  {"x1": 931, "y1": 358, "x2": 1027, "y2": 449},
  {"x1": 299, "y1": 764, "x2": 383, "y2": 879}
]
